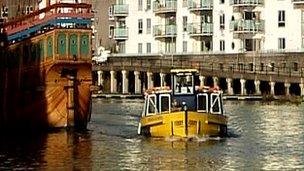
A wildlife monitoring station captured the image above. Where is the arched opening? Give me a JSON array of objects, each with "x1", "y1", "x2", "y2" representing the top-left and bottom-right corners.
[
  {"x1": 103, "y1": 71, "x2": 111, "y2": 93},
  {"x1": 140, "y1": 72, "x2": 147, "y2": 93},
  {"x1": 260, "y1": 81, "x2": 270, "y2": 95},
  {"x1": 128, "y1": 71, "x2": 135, "y2": 94},
  {"x1": 219, "y1": 77, "x2": 227, "y2": 93},
  {"x1": 274, "y1": 82, "x2": 285, "y2": 95},
  {"x1": 116, "y1": 71, "x2": 122, "y2": 93},
  {"x1": 245, "y1": 80, "x2": 255, "y2": 95},
  {"x1": 205, "y1": 76, "x2": 214, "y2": 87},
  {"x1": 233, "y1": 79, "x2": 241, "y2": 95},
  {"x1": 153, "y1": 73, "x2": 160, "y2": 87},
  {"x1": 165, "y1": 74, "x2": 171, "y2": 87},
  {"x1": 290, "y1": 83, "x2": 301, "y2": 96}
]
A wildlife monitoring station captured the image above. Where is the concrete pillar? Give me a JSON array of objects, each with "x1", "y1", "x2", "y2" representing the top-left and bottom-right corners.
[
  {"x1": 270, "y1": 81, "x2": 275, "y2": 96},
  {"x1": 160, "y1": 73, "x2": 166, "y2": 87},
  {"x1": 199, "y1": 76, "x2": 205, "y2": 87},
  {"x1": 147, "y1": 72, "x2": 154, "y2": 89},
  {"x1": 300, "y1": 83, "x2": 304, "y2": 96},
  {"x1": 110, "y1": 70, "x2": 117, "y2": 93},
  {"x1": 226, "y1": 78, "x2": 233, "y2": 95},
  {"x1": 240, "y1": 79, "x2": 246, "y2": 95},
  {"x1": 97, "y1": 70, "x2": 103, "y2": 87},
  {"x1": 213, "y1": 77, "x2": 219, "y2": 87},
  {"x1": 284, "y1": 82, "x2": 290, "y2": 96},
  {"x1": 134, "y1": 71, "x2": 141, "y2": 94},
  {"x1": 254, "y1": 80, "x2": 261, "y2": 95},
  {"x1": 122, "y1": 70, "x2": 129, "y2": 94}
]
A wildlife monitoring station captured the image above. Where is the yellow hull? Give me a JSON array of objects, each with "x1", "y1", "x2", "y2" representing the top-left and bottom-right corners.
[{"x1": 140, "y1": 111, "x2": 228, "y2": 138}]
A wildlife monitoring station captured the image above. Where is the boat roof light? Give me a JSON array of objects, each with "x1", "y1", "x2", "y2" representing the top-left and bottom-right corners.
[{"x1": 170, "y1": 69, "x2": 198, "y2": 74}]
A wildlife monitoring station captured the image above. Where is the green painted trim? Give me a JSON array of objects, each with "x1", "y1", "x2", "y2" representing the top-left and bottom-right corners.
[
  {"x1": 69, "y1": 34, "x2": 78, "y2": 57},
  {"x1": 80, "y1": 34, "x2": 89, "y2": 56},
  {"x1": 57, "y1": 33, "x2": 66, "y2": 56},
  {"x1": 47, "y1": 36, "x2": 53, "y2": 58}
]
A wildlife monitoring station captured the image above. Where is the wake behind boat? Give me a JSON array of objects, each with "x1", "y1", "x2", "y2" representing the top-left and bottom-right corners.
[{"x1": 138, "y1": 69, "x2": 228, "y2": 138}]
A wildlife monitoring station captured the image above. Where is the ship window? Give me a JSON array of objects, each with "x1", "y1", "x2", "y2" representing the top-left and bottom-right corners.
[
  {"x1": 159, "y1": 94, "x2": 171, "y2": 113},
  {"x1": 197, "y1": 93, "x2": 208, "y2": 113},
  {"x1": 210, "y1": 93, "x2": 222, "y2": 114},
  {"x1": 174, "y1": 74, "x2": 194, "y2": 95},
  {"x1": 146, "y1": 94, "x2": 158, "y2": 116}
]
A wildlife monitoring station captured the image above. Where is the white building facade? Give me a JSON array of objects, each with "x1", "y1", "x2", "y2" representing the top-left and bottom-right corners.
[{"x1": 109, "y1": 0, "x2": 304, "y2": 55}]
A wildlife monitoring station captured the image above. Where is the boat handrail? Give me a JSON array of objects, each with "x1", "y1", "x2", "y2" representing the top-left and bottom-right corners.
[
  {"x1": 197, "y1": 85, "x2": 222, "y2": 93},
  {"x1": 144, "y1": 86, "x2": 171, "y2": 95}
]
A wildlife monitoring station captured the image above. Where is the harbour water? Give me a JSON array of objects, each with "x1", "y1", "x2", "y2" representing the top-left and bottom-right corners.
[{"x1": 0, "y1": 99, "x2": 304, "y2": 170}]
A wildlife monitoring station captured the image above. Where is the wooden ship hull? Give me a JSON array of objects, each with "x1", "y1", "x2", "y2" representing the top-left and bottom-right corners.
[{"x1": 0, "y1": 2, "x2": 93, "y2": 130}]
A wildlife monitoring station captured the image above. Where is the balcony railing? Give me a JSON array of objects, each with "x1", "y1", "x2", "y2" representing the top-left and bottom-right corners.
[
  {"x1": 230, "y1": 0, "x2": 263, "y2": 6},
  {"x1": 230, "y1": 20, "x2": 264, "y2": 33},
  {"x1": 153, "y1": 0, "x2": 177, "y2": 14},
  {"x1": 293, "y1": 0, "x2": 304, "y2": 3},
  {"x1": 187, "y1": 23, "x2": 213, "y2": 36},
  {"x1": 293, "y1": 0, "x2": 304, "y2": 8},
  {"x1": 114, "y1": 27, "x2": 128, "y2": 40},
  {"x1": 153, "y1": 25, "x2": 177, "y2": 38},
  {"x1": 113, "y1": 4, "x2": 129, "y2": 17},
  {"x1": 188, "y1": 0, "x2": 213, "y2": 11}
]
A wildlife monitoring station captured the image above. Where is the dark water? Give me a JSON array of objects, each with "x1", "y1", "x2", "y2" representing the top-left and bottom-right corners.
[{"x1": 0, "y1": 99, "x2": 304, "y2": 170}]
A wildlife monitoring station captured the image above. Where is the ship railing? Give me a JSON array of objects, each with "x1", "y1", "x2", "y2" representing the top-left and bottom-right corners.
[
  {"x1": 3, "y1": 3, "x2": 92, "y2": 33},
  {"x1": 5, "y1": 12, "x2": 93, "y2": 36}
]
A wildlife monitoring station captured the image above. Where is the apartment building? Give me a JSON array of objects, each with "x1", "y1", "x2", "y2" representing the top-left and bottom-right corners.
[
  {"x1": 92, "y1": 0, "x2": 116, "y2": 53},
  {"x1": 107, "y1": 0, "x2": 304, "y2": 54}
]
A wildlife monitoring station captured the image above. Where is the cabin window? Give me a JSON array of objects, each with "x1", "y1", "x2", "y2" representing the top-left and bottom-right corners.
[
  {"x1": 174, "y1": 74, "x2": 194, "y2": 94},
  {"x1": 146, "y1": 94, "x2": 157, "y2": 116},
  {"x1": 197, "y1": 93, "x2": 208, "y2": 113},
  {"x1": 159, "y1": 94, "x2": 171, "y2": 113},
  {"x1": 210, "y1": 93, "x2": 222, "y2": 114}
]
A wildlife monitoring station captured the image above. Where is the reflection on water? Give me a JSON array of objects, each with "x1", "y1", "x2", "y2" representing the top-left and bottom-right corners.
[{"x1": 0, "y1": 99, "x2": 304, "y2": 170}]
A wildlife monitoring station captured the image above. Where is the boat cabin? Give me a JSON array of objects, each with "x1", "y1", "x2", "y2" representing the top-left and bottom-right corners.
[{"x1": 142, "y1": 69, "x2": 224, "y2": 117}]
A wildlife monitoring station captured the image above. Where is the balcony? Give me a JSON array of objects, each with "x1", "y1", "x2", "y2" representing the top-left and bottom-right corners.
[
  {"x1": 113, "y1": 4, "x2": 129, "y2": 17},
  {"x1": 230, "y1": 0, "x2": 263, "y2": 7},
  {"x1": 187, "y1": 23, "x2": 213, "y2": 37},
  {"x1": 113, "y1": 27, "x2": 128, "y2": 40},
  {"x1": 188, "y1": 0, "x2": 213, "y2": 11},
  {"x1": 230, "y1": 20, "x2": 264, "y2": 34},
  {"x1": 292, "y1": 0, "x2": 304, "y2": 8},
  {"x1": 153, "y1": 0, "x2": 177, "y2": 14},
  {"x1": 153, "y1": 25, "x2": 177, "y2": 38}
]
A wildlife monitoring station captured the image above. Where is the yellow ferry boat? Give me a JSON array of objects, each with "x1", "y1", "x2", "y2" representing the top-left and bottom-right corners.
[{"x1": 138, "y1": 69, "x2": 228, "y2": 138}]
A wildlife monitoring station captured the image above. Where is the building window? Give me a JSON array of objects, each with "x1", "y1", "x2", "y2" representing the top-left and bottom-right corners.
[
  {"x1": 278, "y1": 10, "x2": 285, "y2": 27},
  {"x1": 183, "y1": 16, "x2": 187, "y2": 32},
  {"x1": 138, "y1": 0, "x2": 143, "y2": 11},
  {"x1": 183, "y1": 41, "x2": 187, "y2": 52},
  {"x1": 109, "y1": 25, "x2": 114, "y2": 38},
  {"x1": 278, "y1": 38, "x2": 286, "y2": 50},
  {"x1": 220, "y1": 40, "x2": 225, "y2": 51},
  {"x1": 220, "y1": 0, "x2": 225, "y2": 4},
  {"x1": 138, "y1": 43, "x2": 143, "y2": 53},
  {"x1": 147, "y1": 18, "x2": 151, "y2": 34},
  {"x1": 147, "y1": 0, "x2": 151, "y2": 10},
  {"x1": 146, "y1": 43, "x2": 151, "y2": 53},
  {"x1": 118, "y1": 42, "x2": 126, "y2": 53},
  {"x1": 108, "y1": 6, "x2": 113, "y2": 19},
  {"x1": 294, "y1": 62, "x2": 298, "y2": 71},
  {"x1": 138, "y1": 19, "x2": 143, "y2": 34},
  {"x1": 260, "y1": 63, "x2": 264, "y2": 71},
  {"x1": 220, "y1": 14, "x2": 225, "y2": 29},
  {"x1": 182, "y1": 0, "x2": 187, "y2": 7}
]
